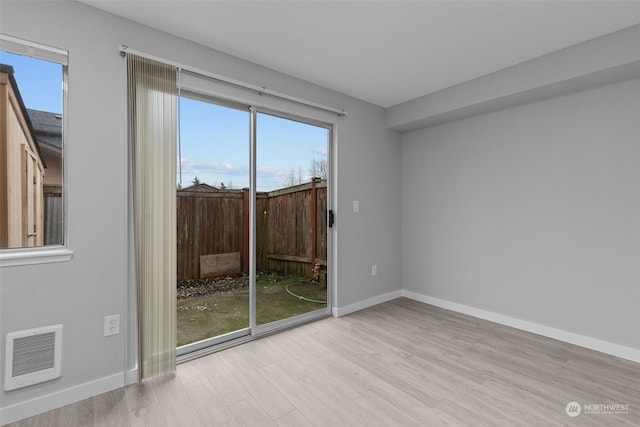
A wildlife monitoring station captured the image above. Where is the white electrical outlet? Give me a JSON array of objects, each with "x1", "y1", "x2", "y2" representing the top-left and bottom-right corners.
[
  {"x1": 371, "y1": 264, "x2": 377, "y2": 276},
  {"x1": 104, "y1": 314, "x2": 120, "y2": 337},
  {"x1": 353, "y1": 200, "x2": 360, "y2": 213}
]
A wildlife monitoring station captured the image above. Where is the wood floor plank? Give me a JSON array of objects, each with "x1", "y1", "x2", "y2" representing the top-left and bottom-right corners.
[
  {"x1": 257, "y1": 363, "x2": 351, "y2": 426},
  {"x1": 197, "y1": 352, "x2": 250, "y2": 407},
  {"x1": 256, "y1": 336, "x2": 307, "y2": 373},
  {"x1": 175, "y1": 357, "x2": 206, "y2": 385},
  {"x1": 290, "y1": 366, "x2": 374, "y2": 425},
  {"x1": 219, "y1": 348, "x2": 295, "y2": 420},
  {"x1": 93, "y1": 388, "x2": 130, "y2": 427},
  {"x1": 229, "y1": 398, "x2": 278, "y2": 427},
  {"x1": 365, "y1": 383, "x2": 454, "y2": 426},
  {"x1": 124, "y1": 382, "x2": 167, "y2": 427},
  {"x1": 274, "y1": 410, "x2": 314, "y2": 427},
  {"x1": 185, "y1": 378, "x2": 240, "y2": 426},
  {"x1": 226, "y1": 338, "x2": 284, "y2": 371},
  {"x1": 312, "y1": 316, "x2": 445, "y2": 408},
  {"x1": 149, "y1": 374, "x2": 204, "y2": 427},
  {"x1": 12, "y1": 398, "x2": 95, "y2": 427},
  {"x1": 7, "y1": 298, "x2": 640, "y2": 427},
  {"x1": 351, "y1": 389, "x2": 429, "y2": 427}
]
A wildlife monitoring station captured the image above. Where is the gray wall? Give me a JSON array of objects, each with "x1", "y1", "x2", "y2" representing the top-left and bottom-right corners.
[
  {"x1": 401, "y1": 77, "x2": 640, "y2": 350},
  {"x1": 0, "y1": 0, "x2": 401, "y2": 418}
]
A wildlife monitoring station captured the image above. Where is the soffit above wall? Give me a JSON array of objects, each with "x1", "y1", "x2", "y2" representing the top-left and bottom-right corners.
[{"x1": 386, "y1": 24, "x2": 640, "y2": 132}]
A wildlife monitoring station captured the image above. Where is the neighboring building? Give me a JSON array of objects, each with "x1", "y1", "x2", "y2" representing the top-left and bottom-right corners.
[
  {"x1": 0, "y1": 64, "x2": 45, "y2": 248},
  {"x1": 179, "y1": 183, "x2": 222, "y2": 192},
  {"x1": 27, "y1": 108, "x2": 63, "y2": 245},
  {"x1": 27, "y1": 108, "x2": 62, "y2": 192}
]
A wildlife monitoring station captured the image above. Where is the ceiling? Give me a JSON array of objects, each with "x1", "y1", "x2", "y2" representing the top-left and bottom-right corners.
[{"x1": 80, "y1": 0, "x2": 640, "y2": 108}]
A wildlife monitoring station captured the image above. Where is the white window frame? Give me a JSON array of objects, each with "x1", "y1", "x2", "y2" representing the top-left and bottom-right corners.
[{"x1": 0, "y1": 34, "x2": 72, "y2": 267}]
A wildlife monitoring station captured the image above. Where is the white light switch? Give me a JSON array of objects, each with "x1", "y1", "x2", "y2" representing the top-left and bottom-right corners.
[
  {"x1": 353, "y1": 200, "x2": 360, "y2": 212},
  {"x1": 371, "y1": 264, "x2": 377, "y2": 276}
]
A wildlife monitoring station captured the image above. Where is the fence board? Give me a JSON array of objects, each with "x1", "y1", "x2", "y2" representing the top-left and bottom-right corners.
[
  {"x1": 177, "y1": 181, "x2": 327, "y2": 280},
  {"x1": 44, "y1": 195, "x2": 63, "y2": 245},
  {"x1": 200, "y1": 252, "x2": 241, "y2": 278}
]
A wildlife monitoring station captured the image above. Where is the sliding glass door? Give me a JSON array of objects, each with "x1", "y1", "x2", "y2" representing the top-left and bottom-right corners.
[
  {"x1": 255, "y1": 111, "x2": 329, "y2": 330},
  {"x1": 176, "y1": 96, "x2": 251, "y2": 351},
  {"x1": 177, "y1": 94, "x2": 331, "y2": 355}
]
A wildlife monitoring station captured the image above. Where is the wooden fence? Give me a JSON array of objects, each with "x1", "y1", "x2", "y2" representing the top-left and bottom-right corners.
[
  {"x1": 44, "y1": 193, "x2": 63, "y2": 245},
  {"x1": 177, "y1": 180, "x2": 327, "y2": 281}
]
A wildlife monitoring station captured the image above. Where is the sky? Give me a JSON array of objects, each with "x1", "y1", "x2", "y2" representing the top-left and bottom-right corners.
[
  {"x1": 1, "y1": 49, "x2": 328, "y2": 192},
  {"x1": 0, "y1": 51, "x2": 62, "y2": 113},
  {"x1": 179, "y1": 97, "x2": 328, "y2": 192}
]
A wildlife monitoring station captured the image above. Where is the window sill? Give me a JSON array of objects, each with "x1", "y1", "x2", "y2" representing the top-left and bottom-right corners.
[{"x1": 0, "y1": 247, "x2": 73, "y2": 268}]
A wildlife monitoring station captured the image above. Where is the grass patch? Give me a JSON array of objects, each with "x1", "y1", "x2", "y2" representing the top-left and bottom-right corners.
[{"x1": 177, "y1": 272, "x2": 326, "y2": 347}]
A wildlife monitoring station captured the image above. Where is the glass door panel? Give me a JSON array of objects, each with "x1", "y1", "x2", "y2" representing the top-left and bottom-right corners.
[
  {"x1": 176, "y1": 95, "x2": 250, "y2": 350},
  {"x1": 255, "y1": 111, "x2": 329, "y2": 326}
]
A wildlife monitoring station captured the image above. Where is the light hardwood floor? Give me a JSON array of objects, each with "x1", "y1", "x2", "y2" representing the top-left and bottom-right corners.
[{"x1": 7, "y1": 298, "x2": 640, "y2": 426}]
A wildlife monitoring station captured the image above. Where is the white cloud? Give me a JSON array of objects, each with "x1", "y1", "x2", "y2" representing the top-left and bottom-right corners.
[
  {"x1": 297, "y1": 142, "x2": 327, "y2": 157},
  {"x1": 313, "y1": 146, "x2": 327, "y2": 156},
  {"x1": 180, "y1": 158, "x2": 248, "y2": 176}
]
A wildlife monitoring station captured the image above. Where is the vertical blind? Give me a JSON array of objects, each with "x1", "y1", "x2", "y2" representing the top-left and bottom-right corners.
[{"x1": 127, "y1": 54, "x2": 177, "y2": 380}]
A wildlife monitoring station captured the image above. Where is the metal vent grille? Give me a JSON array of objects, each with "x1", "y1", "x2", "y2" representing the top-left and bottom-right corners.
[
  {"x1": 12, "y1": 332, "x2": 56, "y2": 377},
  {"x1": 4, "y1": 324, "x2": 62, "y2": 391}
]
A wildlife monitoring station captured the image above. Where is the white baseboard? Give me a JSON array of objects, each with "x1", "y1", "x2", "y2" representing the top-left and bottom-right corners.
[
  {"x1": 125, "y1": 368, "x2": 138, "y2": 386},
  {"x1": 333, "y1": 290, "x2": 402, "y2": 317},
  {"x1": 0, "y1": 373, "x2": 124, "y2": 426},
  {"x1": 402, "y1": 290, "x2": 640, "y2": 364}
]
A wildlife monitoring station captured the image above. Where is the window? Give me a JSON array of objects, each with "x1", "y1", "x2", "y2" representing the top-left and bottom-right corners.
[{"x1": 0, "y1": 34, "x2": 71, "y2": 266}]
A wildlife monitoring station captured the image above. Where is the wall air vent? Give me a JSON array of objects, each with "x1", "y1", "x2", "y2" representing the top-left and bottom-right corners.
[{"x1": 4, "y1": 324, "x2": 62, "y2": 391}]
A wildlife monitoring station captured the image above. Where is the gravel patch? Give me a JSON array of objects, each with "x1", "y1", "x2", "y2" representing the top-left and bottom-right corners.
[{"x1": 177, "y1": 274, "x2": 249, "y2": 300}]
